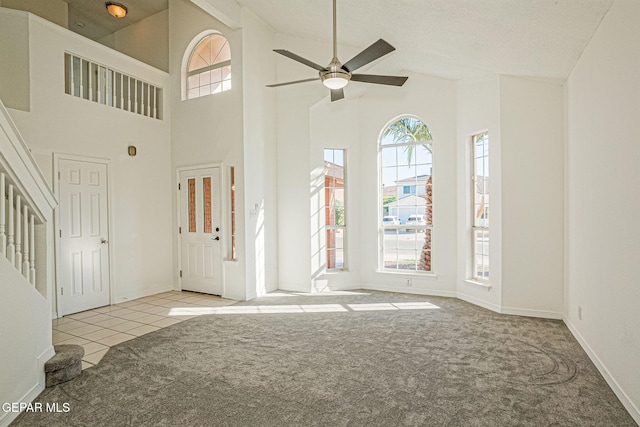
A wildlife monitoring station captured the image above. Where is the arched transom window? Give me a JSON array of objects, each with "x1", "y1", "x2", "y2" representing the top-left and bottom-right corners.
[
  {"x1": 380, "y1": 116, "x2": 434, "y2": 272},
  {"x1": 186, "y1": 33, "x2": 231, "y2": 99}
]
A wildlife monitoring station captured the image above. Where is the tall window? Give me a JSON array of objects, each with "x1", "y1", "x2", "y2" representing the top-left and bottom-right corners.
[
  {"x1": 472, "y1": 132, "x2": 489, "y2": 280},
  {"x1": 186, "y1": 33, "x2": 231, "y2": 100},
  {"x1": 324, "y1": 149, "x2": 346, "y2": 270},
  {"x1": 380, "y1": 117, "x2": 433, "y2": 272}
]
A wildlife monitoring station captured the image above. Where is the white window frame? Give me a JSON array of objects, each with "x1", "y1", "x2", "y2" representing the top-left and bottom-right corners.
[
  {"x1": 185, "y1": 33, "x2": 231, "y2": 100},
  {"x1": 378, "y1": 117, "x2": 434, "y2": 274},
  {"x1": 471, "y1": 132, "x2": 489, "y2": 281},
  {"x1": 324, "y1": 149, "x2": 347, "y2": 272}
]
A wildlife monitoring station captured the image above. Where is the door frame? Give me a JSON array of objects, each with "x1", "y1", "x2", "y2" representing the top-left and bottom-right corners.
[
  {"x1": 176, "y1": 163, "x2": 226, "y2": 296},
  {"x1": 53, "y1": 153, "x2": 114, "y2": 318}
]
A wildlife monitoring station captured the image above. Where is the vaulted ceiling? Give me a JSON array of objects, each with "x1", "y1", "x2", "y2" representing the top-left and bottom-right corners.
[
  {"x1": 235, "y1": 0, "x2": 614, "y2": 81},
  {"x1": 61, "y1": 0, "x2": 614, "y2": 81}
]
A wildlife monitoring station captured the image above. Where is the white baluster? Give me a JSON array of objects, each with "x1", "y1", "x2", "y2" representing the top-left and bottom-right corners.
[
  {"x1": 0, "y1": 173, "x2": 5, "y2": 255},
  {"x1": 29, "y1": 215, "x2": 36, "y2": 286},
  {"x1": 15, "y1": 195, "x2": 22, "y2": 273},
  {"x1": 7, "y1": 184, "x2": 14, "y2": 264},
  {"x1": 23, "y1": 205, "x2": 30, "y2": 280}
]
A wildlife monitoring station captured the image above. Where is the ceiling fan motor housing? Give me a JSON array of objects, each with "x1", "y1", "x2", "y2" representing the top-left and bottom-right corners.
[{"x1": 320, "y1": 58, "x2": 351, "y2": 89}]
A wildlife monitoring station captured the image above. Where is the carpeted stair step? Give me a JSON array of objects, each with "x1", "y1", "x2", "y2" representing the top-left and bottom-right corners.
[{"x1": 44, "y1": 344, "x2": 84, "y2": 387}]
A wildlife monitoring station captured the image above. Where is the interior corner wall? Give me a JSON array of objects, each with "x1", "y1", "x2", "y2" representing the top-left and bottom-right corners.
[
  {"x1": 499, "y1": 75, "x2": 564, "y2": 318},
  {"x1": 1, "y1": 0, "x2": 67, "y2": 28},
  {"x1": 98, "y1": 10, "x2": 169, "y2": 72},
  {"x1": 0, "y1": 9, "x2": 30, "y2": 111},
  {"x1": 7, "y1": 15, "x2": 174, "y2": 308},
  {"x1": 168, "y1": 0, "x2": 246, "y2": 300},
  {"x1": 455, "y1": 75, "x2": 502, "y2": 311},
  {"x1": 565, "y1": 0, "x2": 640, "y2": 420},
  {"x1": 274, "y1": 34, "x2": 328, "y2": 292},
  {"x1": 240, "y1": 8, "x2": 278, "y2": 298}
]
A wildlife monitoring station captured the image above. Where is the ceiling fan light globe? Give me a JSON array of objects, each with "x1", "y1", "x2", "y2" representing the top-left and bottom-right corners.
[{"x1": 322, "y1": 76, "x2": 349, "y2": 90}]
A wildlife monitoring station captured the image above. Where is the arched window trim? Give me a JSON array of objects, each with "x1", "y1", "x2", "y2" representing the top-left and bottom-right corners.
[
  {"x1": 181, "y1": 30, "x2": 232, "y2": 101},
  {"x1": 378, "y1": 114, "x2": 435, "y2": 274}
]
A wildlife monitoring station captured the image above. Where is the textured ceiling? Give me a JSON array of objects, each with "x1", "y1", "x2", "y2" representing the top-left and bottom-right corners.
[
  {"x1": 235, "y1": 0, "x2": 614, "y2": 80},
  {"x1": 64, "y1": 0, "x2": 168, "y2": 40}
]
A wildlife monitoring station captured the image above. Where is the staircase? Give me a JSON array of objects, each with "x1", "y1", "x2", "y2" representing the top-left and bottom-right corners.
[{"x1": 0, "y1": 99, "x2": 58, "y2": 427}]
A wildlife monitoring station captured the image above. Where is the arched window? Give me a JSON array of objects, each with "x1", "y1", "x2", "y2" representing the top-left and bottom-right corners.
[
  {"x1": 380, "y1": 116, "x2": 433, "y2": 272},
  {"x1": 186, "y1": 33, "x2": 231, "y2": 99}
]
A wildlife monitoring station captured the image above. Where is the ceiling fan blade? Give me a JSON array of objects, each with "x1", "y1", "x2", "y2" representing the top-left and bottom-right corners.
[
  {"x1": 341, "y1": 39, "x2": 396, "y2": 73},
  {"x1": 273, "y1": 49, "x2": 326, "y2": 72},
  {"x1": 350, "y1": 74, "x2": 408, "y2": 86},
  {"x1": 266, "y1": 78, "x2": 320, "y2": 88},
  {"x1": 330, "y1": 88, "x2": 344, "y2": 102}
]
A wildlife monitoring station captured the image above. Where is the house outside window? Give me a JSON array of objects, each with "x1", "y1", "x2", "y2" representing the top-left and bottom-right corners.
[
  {"x1": 380, "y1": 116, "x2": 433, "y2": 272},
  {"x1": 471, "y1": 132, "x2": 489, "y2": 280},
  {"x1": 324, "y1": 149, "x2": 346, "y2": 270}
]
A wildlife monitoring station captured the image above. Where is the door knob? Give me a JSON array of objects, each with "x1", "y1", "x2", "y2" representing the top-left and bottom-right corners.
[
  {"x1": 101, "y1": 238, "x2": 109, "y2": 244},
  {"x1": 212, "y1": 236, "x2": 220, "y2": 241}
]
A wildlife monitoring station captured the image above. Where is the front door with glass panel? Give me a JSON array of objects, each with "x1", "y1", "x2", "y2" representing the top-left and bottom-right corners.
[{"x1": 179, "y1": 167, "x2": 222, "y2": 295}]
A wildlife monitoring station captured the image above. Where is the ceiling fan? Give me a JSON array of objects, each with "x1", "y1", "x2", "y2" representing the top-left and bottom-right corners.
[{"x1": 266, "y1": 0, "x2": 408, "y2": 102}]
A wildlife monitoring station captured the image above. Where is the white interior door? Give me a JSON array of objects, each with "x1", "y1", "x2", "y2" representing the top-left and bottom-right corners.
[
  {"x1": 58, "y1": 158, "x2": 111, "y2": 315},
  {"x1": 179, "y1": 167, "x2": 222, "y2": 295}
]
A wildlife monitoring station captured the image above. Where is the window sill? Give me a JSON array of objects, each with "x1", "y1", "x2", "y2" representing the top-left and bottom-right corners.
[
  {"x1": 376, "y1": 270, "x2": 438, "y2": 279},
  {"x1": 464, "y1": 279, "x2": 492, "y2": 290},
  {"x1": 325, "y1": 269, "x2": 349, "y2": 274}
]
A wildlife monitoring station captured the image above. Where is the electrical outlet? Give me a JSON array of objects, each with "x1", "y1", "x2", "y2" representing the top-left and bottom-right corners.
[
  {"x1": 405, "y1": 278, "x2": 412, "y2": 286},
  {"x1": 578, "y1": 306, "x2": 582, "y2": 320}
]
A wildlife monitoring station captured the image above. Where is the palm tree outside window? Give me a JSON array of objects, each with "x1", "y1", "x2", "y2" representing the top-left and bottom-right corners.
[{"x1": 380, "y1": 116, "x2": 433, "y2": 272}]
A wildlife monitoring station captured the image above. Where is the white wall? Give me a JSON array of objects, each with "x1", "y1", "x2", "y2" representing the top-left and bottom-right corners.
[
  {"x1": 456, "y1": 75, "x2": 502, "y2": 311},
  {"x1": 6, "y1": 13, "x2": 174, "y2": 311},
  {"x1": 0, "y1": 257, "x2": 53, "y2": 427},
  {"x1": 565, "y1": 0, "x2": 640, "y2": 421},
  {"x1": 99, "y1": 10, "x2": 169, "y2": 72},
  {"x1": 309, "y1": 97, "x2": 361, "y2": 291},
  {"x1": 274, "y1": 34, "x2": 328, "y2": 292},
  {"x1": 240, "y1": 8, "x2": 278, "y2": 298},
  {"x1": 169, "y1": 0, "x2": 247, "y2": 300},
  {"x1": 500, "y1": 76, "x2": 564, "y2": 317},
  {"x1": 0, "y1": 9, "x2": 30, "y2": 111}
]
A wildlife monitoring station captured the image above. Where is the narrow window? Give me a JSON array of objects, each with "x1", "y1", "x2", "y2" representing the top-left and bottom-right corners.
[
  {"x1": 229, "y1": 167, "x2": 236, "y2": 260},
  {"x1": 324, "y1": 149, "x2": 346, "y2": 270},
  {"x1": 188, "y1": 178, "x2": 196, "y2": 233},
  {"x1": 471, "y1": 132, "x2": 489, "y2": 280},
  {"x1": 203, "y1": 177, "x2": 212, "y2": 233},
  {"x1": 186, "y1": 33, "x2": 232, "y2": 100},
  {"x1": 380, "y1": 116, "x2": 433, "y2": 272}
]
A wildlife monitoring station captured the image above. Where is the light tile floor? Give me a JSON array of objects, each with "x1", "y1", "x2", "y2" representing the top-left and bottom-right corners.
[{"x1": 52, "y1": 291, "x2": 235, "y2": 370}]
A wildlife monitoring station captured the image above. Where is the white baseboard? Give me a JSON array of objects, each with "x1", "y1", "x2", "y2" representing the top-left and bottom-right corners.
[
  {"x1": 0, "y1": 382, "x2": 45, "y2": 427},
  {"x1": 361, "y1": 283, "x2": 457, "y2": 298},
  {"x1": 114, "y1": 283, "x2": 174, "y2": 304},
  {"x1": 563, "y1": 316, "x2": 640, "y2": 425},
  {"x1": 456, "y1": 292, "x2": 502, "y2": 313},
  {"x1": 500, "y1": 306, "x2": 563, "y2": 320}
]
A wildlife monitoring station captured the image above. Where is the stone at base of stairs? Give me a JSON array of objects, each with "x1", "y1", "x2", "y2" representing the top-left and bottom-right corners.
[{"x1": 44, "y1": 344, "x2": 85, "y2": 387}]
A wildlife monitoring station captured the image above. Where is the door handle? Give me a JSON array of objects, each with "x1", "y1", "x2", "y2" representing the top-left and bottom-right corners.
[
  {"x1": 101, "y1": 239, "x2": 109, "y2": 244},
  {"x1": 212, "y1": 236, "x2": 220, "y2": 241}
]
